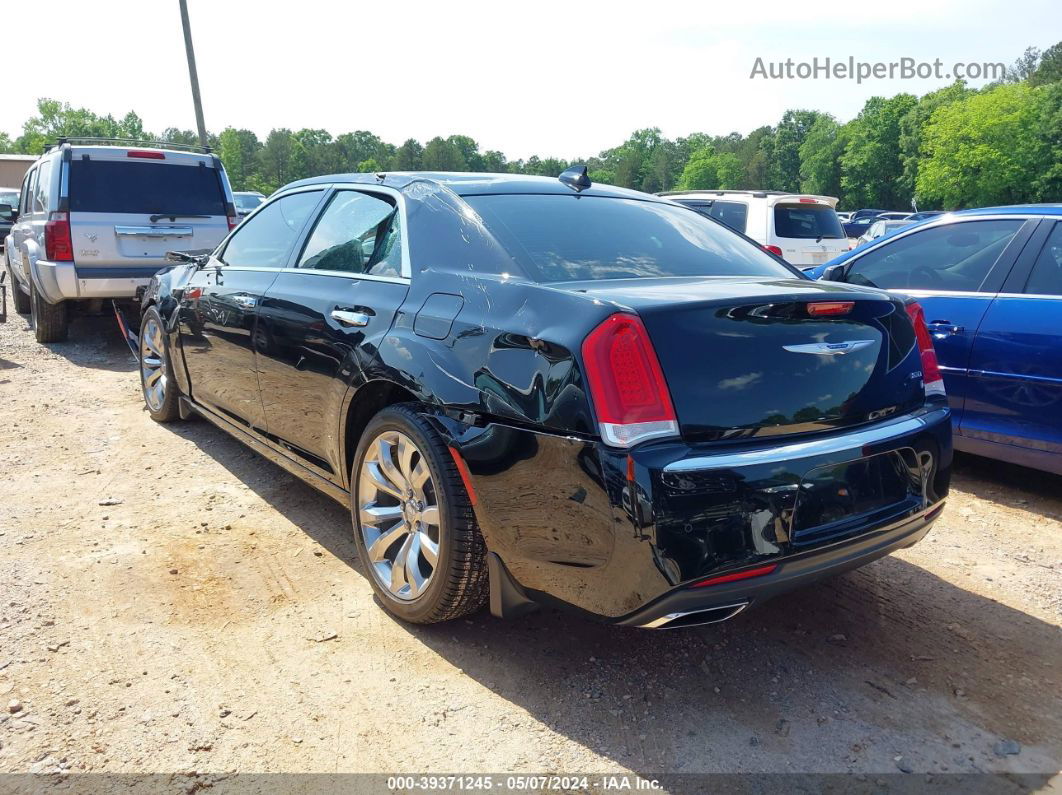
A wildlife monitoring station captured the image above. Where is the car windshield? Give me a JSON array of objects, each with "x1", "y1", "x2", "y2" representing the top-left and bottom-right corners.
[
  {"x1": 235, "y1": 194, "x2": 263, "y2": 211},
  {"x1": 68, "y1": 160, "x2": 226, "y2": 215},
  {"x1": 462, "y1": 194, "x2": 792, "y2": 283},
  {"x1": 773, "y1": 205, "x2": 845, "y2": 239}
]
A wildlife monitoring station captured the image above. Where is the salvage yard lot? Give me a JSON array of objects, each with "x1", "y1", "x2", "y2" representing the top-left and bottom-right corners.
[{"x1": 0, "y1": 314, "x2": 1060, "y2": 779}]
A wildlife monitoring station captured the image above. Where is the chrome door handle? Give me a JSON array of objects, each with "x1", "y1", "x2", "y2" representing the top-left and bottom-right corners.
[
  {"x1": 331, "y1": 309, "x2": 372, "y2": 327},
  {"x1": 231, "y1": 294, "x2": 257, "y2": 309},
  {"x1": 926, "y1": 321, "x2": 963, "y2": 337}
]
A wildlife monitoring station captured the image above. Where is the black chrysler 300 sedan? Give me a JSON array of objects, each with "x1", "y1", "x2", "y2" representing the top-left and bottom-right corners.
[{"x1": 131, "y1": 169, "x2": 951, "y2": 628}]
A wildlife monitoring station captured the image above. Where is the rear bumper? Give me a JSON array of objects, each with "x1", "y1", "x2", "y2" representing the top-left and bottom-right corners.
[
  {"x1": 441, "y1": 404, "x2": 952, "y2": 624},
  {"x1": 32, "y1": 261, "x2": 163, "y2": 303},
  {"x1": 616, "y1": 504, "x2": 939, "y2": 628}
]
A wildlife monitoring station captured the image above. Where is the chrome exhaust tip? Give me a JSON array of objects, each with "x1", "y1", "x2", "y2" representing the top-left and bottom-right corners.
[{"x1": 640, "y1": 601, "x2": 749, "y2": 629}]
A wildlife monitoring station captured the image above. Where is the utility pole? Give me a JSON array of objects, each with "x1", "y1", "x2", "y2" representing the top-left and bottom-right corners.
[{"x1": 178, "y1": 0, "x2": 209, "y2": 149}]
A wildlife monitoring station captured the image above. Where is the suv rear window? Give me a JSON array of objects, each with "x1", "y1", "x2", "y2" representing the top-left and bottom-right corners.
[
  {"x1": 68, "y1": 160, "x2": 226, "y2": 216},
  {"x1": 463, "y1": 194, "x2": 790, "y2": 283},
  {"x1": 773, "y1": 204, "x2": 844, "y2": 240}
]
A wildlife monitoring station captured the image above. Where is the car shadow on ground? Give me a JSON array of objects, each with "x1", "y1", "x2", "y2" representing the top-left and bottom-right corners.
[
  {"x1": 166, "y1": 416, "x2": 1061, "y2": 781},
  {"x1": 25, "y1": 312, "x2": 137, "y2": 373},
  {"x1": 952, "y1": 452, "x2": 1061, "y2": 520}
]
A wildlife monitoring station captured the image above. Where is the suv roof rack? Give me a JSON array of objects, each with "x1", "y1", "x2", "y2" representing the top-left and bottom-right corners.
[
  {"x1": 658, "y1": 189, "x2": 789, "y2": 198},
  {"x1": 45, "y1": 137, "x2": 212, "y2": 154}
]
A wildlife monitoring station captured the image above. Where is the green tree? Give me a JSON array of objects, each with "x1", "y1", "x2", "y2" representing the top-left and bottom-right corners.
[
  {"x1": 916, "y1": 82, "x2": 1047, "y2": 208},
  {"x1": 896, "y1": 81, "x2": 971, "y2": 203},
  {"x1": 714, "y1": 152, "x2": 746, "y2": 189},
  {"x1": 770, "y1": 110, "x2": 824, "y2": 191},
  {"x1": 798, "y1": 115, "x2": 845, "y2": 198},
  {"x1": 676, "y1": 147, "x2": 719, "y2": 190},
  {"x1": 217, "y1": 128, "x2": 261, "y2": 190},
  {"x1": 1031, "y1": 40, "x2": 1062, "y2": 86},
  {"x1": 422, "y1": 137, "x2": 466, "y2": 170},
  {"x1": 841, "y1": 93, "x2": 917, "y2": 208},
  {"x1": 391, "y1": 138, "x2": 423, "y2": 170},
  {"x1": 258, "y1": 129, "x2": 295, "y2": 192}
]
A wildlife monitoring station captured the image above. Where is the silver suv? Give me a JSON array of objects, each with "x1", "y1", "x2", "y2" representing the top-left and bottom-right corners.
[{"x1": 3, "y1": 139, "x2": 237, "y2": 342}]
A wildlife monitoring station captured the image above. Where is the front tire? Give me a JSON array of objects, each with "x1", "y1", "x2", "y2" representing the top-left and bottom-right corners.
[
  {"x1": 30, "y1": 281, "x2": 68, "y2": 343},
  {"x1": 351, "y1": 404, "x2": 488, "y2": 624},
  {"x1": 139, "y1": 306, "x2": 180, "y2": 422},
  {"x1": 6, "y1": 257, "x2": 30, "y2": 315}
]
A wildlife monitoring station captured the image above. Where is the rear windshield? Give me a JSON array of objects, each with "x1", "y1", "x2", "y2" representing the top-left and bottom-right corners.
[
  {"x1": 68, "y1": 160, "x2": 226, "y2": 216},
  {"x1": 774, "y1": 204, "x2": 845, "y2": 239},
  {"x1": 463, "y1": 194, "x2": 791, "y2": 282}
]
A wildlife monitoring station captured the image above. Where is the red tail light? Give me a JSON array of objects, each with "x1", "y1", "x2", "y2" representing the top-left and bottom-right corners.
[
  {"x1": 44, "y1": 212, "x2": 74, "y2": 262},
  {"x1": 691, "y1": 563, "x2": 778, "y2": 588},
  {"x1": 905, "y1": 302, "x2": 945, "y2": 399},
  {"x1": 582, "y1": 313, "x2": 678, "y2": 447},
  {"x1": 227, "y1": 215, "x2": 239, "y2": 230},
  {"x1": 128, "y1": 150, "x2": 165, "y2": 159},
  {"x1": 762, "y1": 244, "x2": 783, "y2": 256}
]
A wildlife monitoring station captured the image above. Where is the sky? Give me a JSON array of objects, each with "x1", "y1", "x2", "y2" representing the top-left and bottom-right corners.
[{"x1": 4, "y1": 0, "x2": 1060, "y2": 159}]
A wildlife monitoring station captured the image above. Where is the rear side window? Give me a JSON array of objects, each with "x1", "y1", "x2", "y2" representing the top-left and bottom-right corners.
[
  {"x1": 845, "y1": 219, "x2": 1024, "y2": 292},
  {"x1": 679, "y1": 199, "x2": 749, "y2": 234},
  {"x1": 221, "y1": 190, "x2": 322, "y2": 268},
  {"x1": 1025, "y1": 223, "x2": 1062, "y2": 296},
  {"x1": 297, "y1": 191, "x2": 403, "y2": 277},
  {"x1": 463, "y1": 194, "x2": 790, "y2": 282},
  {"x1": 68, "y1": 160, "x2": 226, "y2": 215},
  {"x1": 33, "y1": 160, "x2": 52, "y2": 212},
  {"x1": 774, "y1": 204, "x2": 844, "y2": 239}
]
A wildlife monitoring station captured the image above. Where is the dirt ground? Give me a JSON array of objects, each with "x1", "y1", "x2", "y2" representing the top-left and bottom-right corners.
[{"x1": 0, "y1": 311, "x2": 1060, "y2": 784}]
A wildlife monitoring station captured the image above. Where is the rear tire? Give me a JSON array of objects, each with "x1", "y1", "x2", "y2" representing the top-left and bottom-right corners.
[
  {"x1": 30, "y1": 281, "x2": 68, "y2": 343},
  {"x1": 6, "y1": 257, "x2": 30, "y2": 315},
  {"x1": 139, "y1": 306, "x2": 181, "y2": 423},
  {"x1": 350, "y1": 404, "x2": 488, "y2": 624}
]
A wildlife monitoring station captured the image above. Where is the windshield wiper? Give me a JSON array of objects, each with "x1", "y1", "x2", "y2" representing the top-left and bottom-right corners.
[{"x1": 149, "y1": 213, "x2": 211, "y2": 223}]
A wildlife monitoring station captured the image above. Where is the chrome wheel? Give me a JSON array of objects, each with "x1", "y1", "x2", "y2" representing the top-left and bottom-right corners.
[
  {"x1": 140, "y1": 315, "x2": 167, "y2": 412},
  {"x1": 357, "y1": 430, "x2": 441, "y2": 601}
]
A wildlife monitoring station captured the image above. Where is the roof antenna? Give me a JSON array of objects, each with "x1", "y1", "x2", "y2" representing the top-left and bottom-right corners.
[{"x1": 559, "y1": 165, "x2": 591, "y2": 192}]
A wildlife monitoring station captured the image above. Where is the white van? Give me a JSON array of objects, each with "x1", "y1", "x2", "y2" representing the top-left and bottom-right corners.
[{"x1": 661, "y1": 190, "x2": 849, "y2": 267}]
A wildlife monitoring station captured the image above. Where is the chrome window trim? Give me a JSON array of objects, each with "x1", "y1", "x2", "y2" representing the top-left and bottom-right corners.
[
  {"x1": 209, "y1": 264, "x2": 407, "y2": 285},
  {"x1": 287, "y1": 182, "x2": 412, "y2": 281},
  {"x1": 891, "y1": 289, "x2": 996, "y2": 299},
  {"x1": 995, "y1": 292, "x2": 1062, "y2": 300}
]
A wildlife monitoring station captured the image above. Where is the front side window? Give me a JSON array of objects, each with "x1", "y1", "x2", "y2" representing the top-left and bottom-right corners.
[
  {"x1": 20, "y1": 170, "x2": 34, "y2": 214},
  {"x1": 463, "y1": 194, "x2": 790, "y2": 283},
  {"x1": 773, "y1": 204, "x2": 845, "y2": 240},
  {"x1": 221, "y1": 190, "x2": 322, "y2": 268},
  {"x1": 297, "y1": 191, "x2": 403, "y2": 277},
  {"x1": 845, "y1": 219, "x2": 1024, "y2": 292},
  {"x1": 1025, "y1": 222, "x2": 1062, "y2": 296}
]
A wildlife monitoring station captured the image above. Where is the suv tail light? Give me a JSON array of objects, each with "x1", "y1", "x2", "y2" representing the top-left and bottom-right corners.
[
  {"x1": 44, "y1": 212, "x2": 74, "y2": 262},
  {"x1": 227, "y1": 215, "x2": 239, "y2": 230},
  {"x1": 905, "y1": 302, "x2": 945, "y2": 399},
  {"x1": 762, "y1": 244, "x2": 783, "y2": 257},
  {"x1": 581, "y1": 313, "x2": 678, "y2": 447}
]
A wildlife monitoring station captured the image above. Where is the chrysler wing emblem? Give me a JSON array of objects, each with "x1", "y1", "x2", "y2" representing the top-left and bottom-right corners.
[{"x1": 783, "y1": 340, "x2": 876, "y2": 356}]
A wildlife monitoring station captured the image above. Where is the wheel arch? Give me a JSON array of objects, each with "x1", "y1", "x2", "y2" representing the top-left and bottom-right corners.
[{"x1": 341, "y1": 379, "x2": 421, "y2": 486}]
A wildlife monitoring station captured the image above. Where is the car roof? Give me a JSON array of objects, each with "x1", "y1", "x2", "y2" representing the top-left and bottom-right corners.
[
  {"x1": 950, "y1": 204, "x2": 1062, "y2": 217},
  {"x1": 282, "y1": 171, "x2": 661, "y2": 200}
]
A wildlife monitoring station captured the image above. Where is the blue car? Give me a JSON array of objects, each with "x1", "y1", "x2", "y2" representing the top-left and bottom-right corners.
[{"x1": 808, "y1": 205, "x2": 1062, "y2": 476}]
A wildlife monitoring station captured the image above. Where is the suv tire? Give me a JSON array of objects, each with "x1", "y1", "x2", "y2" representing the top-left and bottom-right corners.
[
  {"x1": 351, "y1": 404, "x2": 488, "y2": 623},
  {"x1": 6, "y1": 258, "x2": 30, "y2": 315},
  {"x1": 30, "y1": 282, "x2": 68, "y2": 342}
]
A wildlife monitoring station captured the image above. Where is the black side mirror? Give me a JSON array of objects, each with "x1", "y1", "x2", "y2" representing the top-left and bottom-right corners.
[{"x1": 821, "y1": 264, "x2": 847, "y2": 282}]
